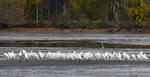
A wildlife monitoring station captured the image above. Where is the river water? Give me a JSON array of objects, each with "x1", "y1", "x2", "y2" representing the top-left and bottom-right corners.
[{"x1": 0, "y1": 33, "x2": 150, "y2": 77}]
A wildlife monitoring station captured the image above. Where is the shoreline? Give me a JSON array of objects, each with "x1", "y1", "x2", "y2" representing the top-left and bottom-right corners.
[{"x1": 0, "y1": 28, "x2": 149, "y2": 34}]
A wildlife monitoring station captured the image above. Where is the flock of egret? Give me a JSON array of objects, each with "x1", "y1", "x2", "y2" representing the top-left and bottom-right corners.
[{"x1": 3, "y1": 50, "x2": 149, "y2": 62}]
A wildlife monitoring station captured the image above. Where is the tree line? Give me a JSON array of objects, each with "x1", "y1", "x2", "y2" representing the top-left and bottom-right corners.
[{"x1": 0, "y1": 0, "x2": 150, "y2": 29}]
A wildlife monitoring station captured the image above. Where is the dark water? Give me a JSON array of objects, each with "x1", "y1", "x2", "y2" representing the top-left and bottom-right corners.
[
  {"x1": 0, "y1": 40, "x2": 150, "y2": 48},
  {"x1": 0, "y1": 33, "x2": 150, "y2": 77},
  {"x1": 1, "y1": 64, "x2": 150, "y2": 77}
]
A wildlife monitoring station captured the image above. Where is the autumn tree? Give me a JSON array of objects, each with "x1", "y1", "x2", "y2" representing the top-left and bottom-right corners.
[{"x1": 125, "y1": 0, "x2": 150, "y2": 26}]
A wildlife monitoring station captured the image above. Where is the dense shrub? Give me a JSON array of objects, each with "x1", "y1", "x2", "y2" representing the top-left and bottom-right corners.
[
  {"x1": 40, "y1": 20, "x2": 53, "y2": 27},
  {"x1": 91, "y1": 19, "x2": 103, "y2": 28},
  {"x1": 71, "y1": 20, "x2": 79, "y2": 28},
  {"x1": 80, "y1": 14, "x2": 90, "y2": 28},
  {"x1": 57, "y1": 13, "x2": 71, "y2": 28},
  {"x1": 120, "y1": 21, "x2": 135, "y2": 28},
  {"x1": 91, "y1": 20, "x2": 113, "y2": 28}
]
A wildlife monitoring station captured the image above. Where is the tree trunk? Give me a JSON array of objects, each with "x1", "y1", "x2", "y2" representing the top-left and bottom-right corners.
[
  {"x1": 63, "y1": 0, "x2": 68, "y2": 14},
  {"x1": 36, "y1": 0, "x2": 39, "y2": 23}
]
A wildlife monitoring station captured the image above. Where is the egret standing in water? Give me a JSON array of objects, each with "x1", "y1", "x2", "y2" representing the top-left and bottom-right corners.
[{"x1": 101, "y1": 42, "x2": 104, "y2": 49}]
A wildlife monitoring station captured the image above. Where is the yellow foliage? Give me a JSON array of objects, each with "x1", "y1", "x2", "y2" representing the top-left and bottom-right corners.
[
  {"x1": 125, "y1": 0, "x2": 150, "y2": 26},
  {"x1": 69, "y1": 0, "x2": 92, "y2": 11},
  {"x1": 69, "y1": 0, "x2": 82, "y2": 10}
]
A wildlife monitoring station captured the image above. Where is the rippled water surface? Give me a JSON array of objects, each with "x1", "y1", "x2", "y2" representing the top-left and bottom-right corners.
[
  {"x1": 0, "y1": 33, "x2": 150, "y2": 77},
  {"x1": 1, "y1": 64, "x2": 150, "y2": 77}
]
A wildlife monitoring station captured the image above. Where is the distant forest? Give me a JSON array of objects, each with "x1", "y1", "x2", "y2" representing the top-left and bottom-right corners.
[{"x1": 0, "y1": 0, "x2": 150, "y2": 29}]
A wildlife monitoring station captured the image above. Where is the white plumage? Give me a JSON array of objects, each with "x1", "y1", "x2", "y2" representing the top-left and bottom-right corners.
[
  {"x1": 131, "y1": 54, "x2": 136, "y2": 61},
  {"x1": 38, "y1": 52, "x2": 46, "y2": 60},
  {"x1": 82, "y1": 52, "x2": 94, "y2": 60},
  {"x1": 3, "y1": 50, "x2": 149, "y2": 62},
  {"x1": 95, "y1": 52, "x2": 102, "y2": 60},
  {"x1": 137, "y1": 51, "x2": 149, "y2": 61},
  {"x1": 123, "y1": 53, "x2": 130, "y2": 60}
]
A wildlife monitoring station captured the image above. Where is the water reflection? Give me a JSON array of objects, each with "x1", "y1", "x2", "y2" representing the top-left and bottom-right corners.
[{"x1": 1, "y1": 64, "x2": 150, "y2": 77}]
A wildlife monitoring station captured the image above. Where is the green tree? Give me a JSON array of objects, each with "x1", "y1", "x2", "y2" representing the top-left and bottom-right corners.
[{"x1": 24, "y1": 0, "x2": 42, "y2": 23}]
